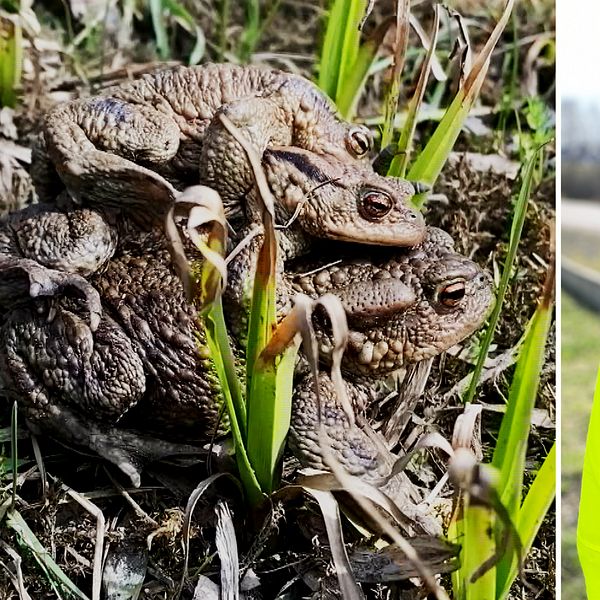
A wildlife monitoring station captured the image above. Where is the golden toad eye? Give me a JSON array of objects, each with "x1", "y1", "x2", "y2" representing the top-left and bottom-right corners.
[
  {"x1": 359, "y1": 190, "x2": 393, "y2": 221},
  {"x1": 439, "y1": 281, "x2": 466, "y2": 307},
  {"x1": 346, "y1": 126, "x2": 372, "y2": 157}
]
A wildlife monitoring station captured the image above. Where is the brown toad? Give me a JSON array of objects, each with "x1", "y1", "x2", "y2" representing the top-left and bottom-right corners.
[
  {"x1": 2, "y1": 146, "x2": 424, "y2": 323},
  {"x1": 0, "y1": 207, "x2": 493, "y2": 517},
  {"x1": 33, "y1": 63, "x2": 425, "y2": 247}
]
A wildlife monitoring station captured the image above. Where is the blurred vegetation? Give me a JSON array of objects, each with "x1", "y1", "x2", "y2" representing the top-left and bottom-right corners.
[{"x1": 562, "y1": 292, "x2": 600, "y2": 600}]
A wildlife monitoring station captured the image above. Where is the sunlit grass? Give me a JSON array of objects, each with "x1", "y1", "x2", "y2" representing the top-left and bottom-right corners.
[
  {"x1": 562, "y1": 291, "x2": 600, "y2": 599},
  {"x1": 317, "y1": 0, "x2": 517, "y2": 210},
  {"x1": 0, "y1": 5, "x2": 22, "y2": 108},
  {"x1": 317, "y1": 0, "x2": 378, "y2": 120},
  {"x1": 448, "y1": 147, "x2": 555, "y2": 598}
]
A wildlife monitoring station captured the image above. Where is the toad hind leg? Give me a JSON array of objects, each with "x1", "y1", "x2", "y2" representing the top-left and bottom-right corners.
[
  {"x1": 1, "y1": 305, "x2": 146, "y2": 421},
  {"x1": 1, "y1": 305, "x2": 147, "y2": 484},
  {"x1": 1, "y1": 306, "x2": 203, "y2": 486},
  {"x1": 0, "y1": 257, "x2": 103, "y2": 331},
  {"x1": 290, "y1": 372, "x2": 441, "y2": 535},
  {"x1": 37, "y1": 98, "x2": 180, "y2": 216},
  {"x1": 27, "y1": 405, "x2": 203, "y2": 487}
]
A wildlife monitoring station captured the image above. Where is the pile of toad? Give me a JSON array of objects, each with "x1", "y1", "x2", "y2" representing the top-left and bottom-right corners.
[{"x1": 0, "y1": 64, "x2": 494, "y2": 536}]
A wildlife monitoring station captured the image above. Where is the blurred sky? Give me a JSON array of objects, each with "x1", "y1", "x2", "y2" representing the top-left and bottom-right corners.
[{"x1": 561, "y1": 0, "x2": 600, "y2": 100}]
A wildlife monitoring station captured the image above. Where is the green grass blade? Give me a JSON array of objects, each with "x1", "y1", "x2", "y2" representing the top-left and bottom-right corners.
[
  {"x1": 183, "y1": 190, "x2": 248, "y2": 439},
  {"x1": 0, "y1": 11, "x2": 22, "y2": 108},
  {"x1": 202, "y1": 301, "x2": 262, "y2": 505},
  {"x1": 217, "y1": 114, "x2": 289, "y2": 497},
  {"x1": 161, "y1": 0, "x2": 205, "y2": 65},
  {"x1": 202, "y1": 301, "x2": 246, "y2": 439},
  {"x1": 407, "y1": 0, "x2": 515, "y2": 207},
  {"x1": 327, "y1": 11, "x2": 391, "y2": 119},
  {"x1": 317, "y1": 0, "x2": 366, "y2": 100},
  {"x1": 336, "y1": 35, "x2": 378, "y2": 120},
  {"x1": 238, "y1": 0, "x2": 260, "y2": 62},
  {"x1": 406, "y1": 72, "x2": 484, "y2": 207},
  {"x1": 170, "y1": 187, "x2": 260, "y2": 504},
  {"x1": 388, "y1": 4, "x2": 440, "y2": 178},
  {"x1": 449, "y1": 509, "x2": 465, "y2": 599},
  {"x1": 244, "y1": 226, "x2": 288, "y2": 493},
  {"x1": 463, "y1": 146, "x2": 542, "y2": 406},
  {"x1": 497, "y1": 443, "x2": 556, "y2": 597},
  {"x1": 244, "y1": 230, "x2": 277, "y2": 399},
  {"x1": 491, "y1": 286, "x2": 553, "y2": 503},
  {"x1": 490, "y1": 278, "x2": 554, "y2": 589},
  {"x1": 6, "y1": 508, "x2": 90, "y2": 599},
  {"x1": 149, "y1": 0, "x2": 205, "y2": 64},
  {"x1": 222, "y1": 116, "x2": 278, "y2": 398},
  {"x1": 247, "y1": 338, "x2": 300, "y2": 492},
  {"x1": 149, "y1": 0, "x2": 170, "y2": 59},
  {"x1": 317, "y1": 0, "x2": 352, "y2": 98},
  {"x1": 10, "y1": 400, "x2": 17, "y2": 508},
  {"x1": 217, "y1": 0, "x2": 230, "y2": 61}
]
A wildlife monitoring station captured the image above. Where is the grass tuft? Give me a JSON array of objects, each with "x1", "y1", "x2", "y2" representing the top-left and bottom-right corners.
[
  {"x1": 0, "y1": 6, "x2": 22, "y2": 108},
  {"x1": 449, "y1": 146, "x2": 555, "y2": 598},
  {"x1": 149, "y1": 0, "x2": 205, "y2": 65}
]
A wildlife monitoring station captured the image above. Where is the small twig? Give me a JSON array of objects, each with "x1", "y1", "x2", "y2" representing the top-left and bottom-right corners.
[
  {"x1": 30, "y1": 434, "x2": 48, "y2": 498},
  {"x1": 104, "y1": 467, "x2": 158, "y2": 527},
  {"x1": 51, "y1": 477, "x2": 105, "y2": 600}
]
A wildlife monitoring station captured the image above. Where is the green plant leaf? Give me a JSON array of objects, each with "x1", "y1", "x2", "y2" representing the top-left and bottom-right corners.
[
  {"x1": 247, "y1": 335, "x2": 300, "y2": 492},
  {"x1": 10, "y1": 400, "x2": 16, "y2": 508},
  {"x1": 317, "y1": 0, "x2": 367, "y2": 101},
  {"x1": 218, "y1": 114, "x2": 294, "y2": 496},
  {"x1": 150, "y1": 0, "x2": 205, "y2": 64},
  {"x1": 463, "y1": 145, "x2": 543, "y2": 406},
  {"x1": 336, "y1": 29, "x2": 380, "y2": 120},
  {"x1": 149, "y1": 0, "x2": 169, "y2": 59},
  {"x1": 464, "y1": 503, "x2": 496, "y2": 599},
  {"x1": 165, "y1": 187, "x2": 261, "y2": 504},
  {"x1": 238, "y1": 0, "x2": 260, "y2": 62},
  {"x1": 6, "y1": 508, "x2": 90, "y2": 599},
  {"x1": 491, "y1": 273, "x2": 554, "y2": 592},
  {"x1": 163, "y1": 0, "x2": 205, "y2": 64},
  {"x1": 491, "y1": 265, "x2": 554, "y2": 515},
  {"x1": 407, "y1": 0, "x2": 515, "y2": 207},
  {"x1": 497, "y1": 443, "x2": 556, "y2": 597}
]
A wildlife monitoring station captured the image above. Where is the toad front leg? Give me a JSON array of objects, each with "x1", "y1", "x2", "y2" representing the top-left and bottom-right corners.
[{"x1": 0, "y1": 204, "x2": 118, "y2": 328}]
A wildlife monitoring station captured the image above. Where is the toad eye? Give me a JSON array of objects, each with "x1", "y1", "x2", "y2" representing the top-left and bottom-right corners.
[
  {"x1": 359, "y1": 190, "x2": 394, "y2": 221},
  {"x1": 346, "y1": 126, "x2": 372, "y2": 157},
  {"x1": 439, "y1": 281, "x2": 466, "y2": 307}
]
